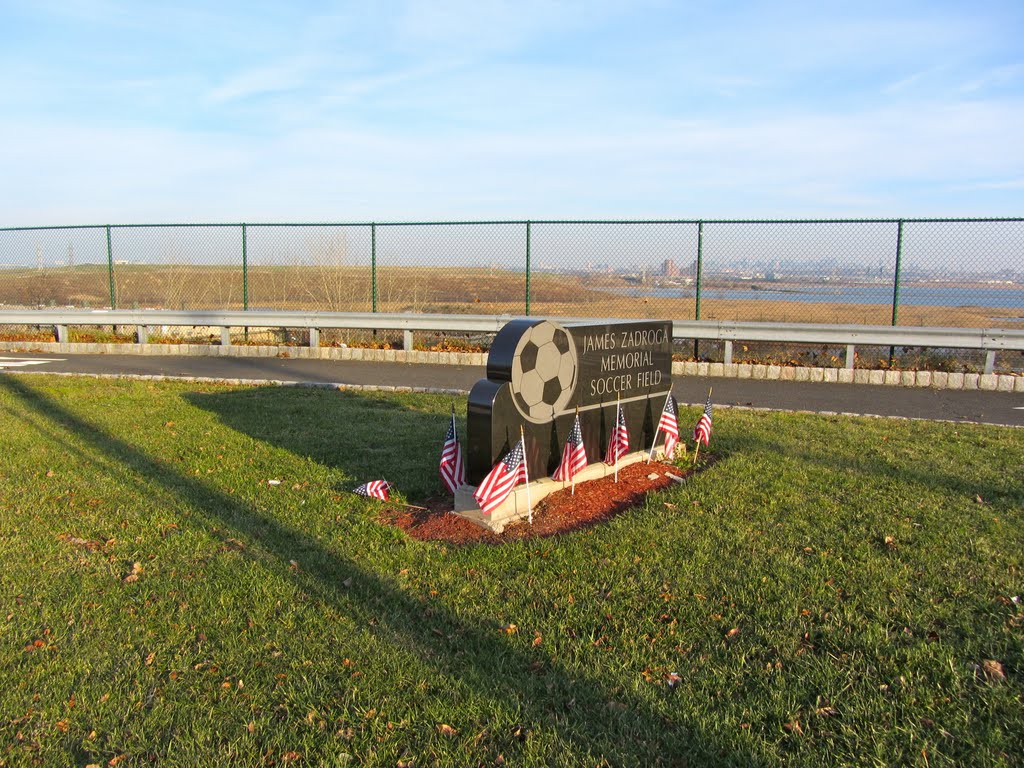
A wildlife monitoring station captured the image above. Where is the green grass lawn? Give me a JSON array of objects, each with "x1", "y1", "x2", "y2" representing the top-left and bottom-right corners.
[{"x1": 0, "y1": 374, "x2": 1021, "y2": 767}]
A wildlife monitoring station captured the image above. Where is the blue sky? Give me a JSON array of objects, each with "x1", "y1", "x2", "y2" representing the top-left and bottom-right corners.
[{"x1": 2, "y1": 0, "x2": 1023, "y2": 225}]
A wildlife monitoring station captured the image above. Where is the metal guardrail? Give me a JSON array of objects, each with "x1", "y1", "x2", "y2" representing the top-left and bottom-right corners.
[{"x1": 2, "y1": 309, "x2": 1022, "y2": 374}]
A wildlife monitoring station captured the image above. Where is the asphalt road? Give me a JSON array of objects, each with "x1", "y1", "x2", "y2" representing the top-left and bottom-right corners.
[{"x1": 1, "y1": 352, "x2": 1022, "y2": 427}]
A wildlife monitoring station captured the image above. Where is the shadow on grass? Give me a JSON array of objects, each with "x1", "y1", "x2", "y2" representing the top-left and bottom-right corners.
[
  {"x1": 183, "y1": 387, "x2": 429, "y2": 492},
  {"x1": 0, "y1": 376, "x2": 761, "y2": 766}
]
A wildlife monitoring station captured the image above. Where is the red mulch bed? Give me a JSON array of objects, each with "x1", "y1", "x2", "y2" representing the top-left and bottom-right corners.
[{"x1": 377, "y1": 458, "x2": 711, "y2": 545}]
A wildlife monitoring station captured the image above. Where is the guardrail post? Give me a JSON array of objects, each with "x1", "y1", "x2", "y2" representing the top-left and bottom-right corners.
[
  {"x1": 723, "y1": 340, "x2": 733, "y2": 365},
  {"x1": 404, "y1": 329, "x2": 414, "y2": 351},
  {"x1": 845, "y1": 344, "x2": 856, "y2": 370},
  {"x1": 309, "y1": 328, "x2": 319, "y2": 348},
  {"x1": 137, "y1": 325, "x2": 148, "y2": 344},
  {"x1": 984, "y1": 350, "x2": 995, "y2": 375},
  {"x1": 55, "y1": 325, "x2": 68, "y2": 344},
  {"x1": 525, "y1": 220, "x2": 532, "y2": 316},
  {"x1": 221, "y1": 327, "x2": 231, "y2": 347},
  {"x1": 106, "y1": 225, "x2": 117, "y2": 310}
]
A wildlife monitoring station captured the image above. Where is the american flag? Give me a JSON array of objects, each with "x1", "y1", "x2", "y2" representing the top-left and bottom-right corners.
[
  {"x1": 693, "y1": 395, "x2": 713, "y2": 446},
  {"x1": 657, "y1": 394, "x2": 680, "y2": 458},
  {"x1": 604, "y1": 403, "x2": 629, "y2": 464},
  {"x1": 552, "y1": 413, "x2": 588, "y2": 483},
  {"x1": 354, "y1": 479, "x2": 390, "y2": 500},
  {"x1": 474, "y1": 437, "x2": 528, "y2": 516},
  {"x1": 439, "y1": 409, "x2": 465, "y2": 494}
]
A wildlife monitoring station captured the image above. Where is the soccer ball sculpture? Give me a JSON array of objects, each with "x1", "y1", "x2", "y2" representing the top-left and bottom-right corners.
[{"x1": 510, "y1": 321, "x2": 579, "y2": 423}]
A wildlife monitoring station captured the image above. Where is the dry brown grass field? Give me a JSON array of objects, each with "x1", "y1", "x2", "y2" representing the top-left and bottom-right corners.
[{"x1": 1, "y1": 264, "x2": 1019, "y2": 329}]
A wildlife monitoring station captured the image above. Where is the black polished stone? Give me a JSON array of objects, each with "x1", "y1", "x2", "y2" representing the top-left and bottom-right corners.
[{"x1": 467, "y1": 319, "x2": 673, "y2": 484}]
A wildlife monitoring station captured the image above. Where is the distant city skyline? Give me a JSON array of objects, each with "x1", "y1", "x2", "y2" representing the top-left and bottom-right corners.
[{"x1": 1, "y1": 1, "x2": 1022, "y2": 225}]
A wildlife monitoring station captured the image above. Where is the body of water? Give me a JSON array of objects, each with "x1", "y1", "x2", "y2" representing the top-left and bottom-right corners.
[{"x1": 596, "y1": 284, "x2": 1024, "y2": 309}]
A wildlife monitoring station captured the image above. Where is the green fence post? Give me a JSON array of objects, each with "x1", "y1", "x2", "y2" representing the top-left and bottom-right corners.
[
  {"x1": 241, "y1": 223, "x2": 249, "y2": 310},
  {"x1": 891, "y1": 219, "x2": 904, "y2": 326},
  {"x1": 525, "y1": 220, "x2": 532, "y2": 316},
  {"x1": 693, "y1": 220, "x2": 704, "y2": 359},
  {"x1": 889, "y1": 219, "x2": 904, "y2": 364},
  {"x1": 371, "y1": 223, "x2": 377, "y2": 313},
  {"x1": 106, "y1": 225, "x2": 116, "y2": 310}
]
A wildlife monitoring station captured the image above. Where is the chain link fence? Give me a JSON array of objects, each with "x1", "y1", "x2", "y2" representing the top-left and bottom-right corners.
[{"x1": 2, "y1": 219, "x2": 1021, "y2": 364}]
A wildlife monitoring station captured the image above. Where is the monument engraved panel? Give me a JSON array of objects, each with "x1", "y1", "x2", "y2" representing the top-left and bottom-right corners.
[{"x1": 467, "y1": 318, "x2": 672, "y2": 484}]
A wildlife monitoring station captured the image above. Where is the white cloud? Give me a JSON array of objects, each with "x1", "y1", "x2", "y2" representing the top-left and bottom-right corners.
[{"x1": 2, "y1": 1, "x2": 1023, "y2": 224}]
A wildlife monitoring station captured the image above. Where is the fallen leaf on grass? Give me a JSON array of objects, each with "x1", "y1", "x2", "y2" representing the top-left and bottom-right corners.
[
  {"x1": 145, "y1": 652, "x2": 155, "y2": 666},
  {"x1": 783, "y1": 720, "x2": 804, "y2": 736},
  {"x1": 58, "y1": 534, "x2": 110, "y2": 551},
  {"x1": 815, "y1": 701, "x2": 838, "y2": 718},
  {"x1": 981, "y1": 659, "x2": 1006, "y2": 682},
  {"x1": 436, "y1": 723, "x2": 458, "y2": 736},
  {"x1": 500, "y1": 623, "x2": 518, "y2": 634},
  {"x1": 122, "y1": 562, "x2": 143, "y2": 583}
]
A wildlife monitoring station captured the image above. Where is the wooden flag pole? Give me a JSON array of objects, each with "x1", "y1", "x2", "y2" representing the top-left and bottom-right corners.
[
  {"x1": 648, "y1": 390, "x2": 672, "y2": 463},
  {"x1": 521, "y1": 425, "x2": 533, "y2": 525},
  {"x1": 343, "y1": 489, "x2": 430, "y2": 512},
  {"x1": 571, "y1": 405, "x2": 579, "y2": 496},
  {"x1": 692, "y1": 386, "x2": 713, "y2": 468},
  {"x1": 392, "y1": 501, "x2": 431, "y2": 512},
  {"x1": 614, "y1": 393, "x2": 621, "y2": 483}
]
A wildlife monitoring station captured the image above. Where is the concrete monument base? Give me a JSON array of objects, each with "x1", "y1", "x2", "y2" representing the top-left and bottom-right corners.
[{"x1": 453, "y1": 448, "x2": 670, "y2": 534}]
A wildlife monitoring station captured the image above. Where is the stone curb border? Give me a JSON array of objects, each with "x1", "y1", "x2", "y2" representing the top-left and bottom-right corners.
[
  {"x1": 0, "y1": 369, "x2": 467, "y2": 396},
  {"x1": 1, "y1": 340, "x2": 1021, "y2": 392}
]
